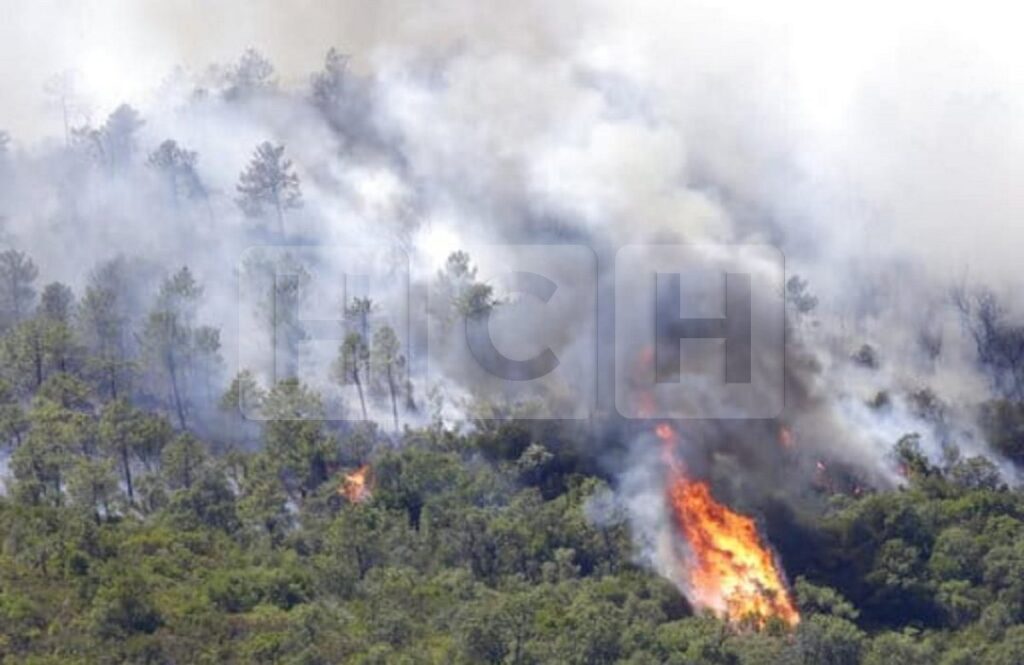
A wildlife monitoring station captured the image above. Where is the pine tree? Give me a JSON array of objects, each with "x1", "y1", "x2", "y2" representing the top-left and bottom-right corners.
[
  {"x1": 147, "y1": 139, "x2": 207, "y2": 208},
  {"x1": 336, "y1": 332, "x2": 369, "y2": 422},
  {"x1": 142, "y1": 266, "x2": 203, "y2": 430},
  {"x1": 0, "y1": 249, "x2": 38, "y2": 330},
  {"x1": 372, "y1": 324, "x2": 405, "y2": 432},
  {"x1": 235, "y1": 142, "x2": 302, "y2": 234},
  {"x1": 101, "y1": 104, "x2": 144, "y2": 170}
]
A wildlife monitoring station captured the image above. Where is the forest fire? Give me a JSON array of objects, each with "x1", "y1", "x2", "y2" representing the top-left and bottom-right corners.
[
  {"x1": 656, "y1": 423, "x2": 800, "y2": 628},
  {"x1": 339, "y1": 465, "x2": 373, "y2": 503}
]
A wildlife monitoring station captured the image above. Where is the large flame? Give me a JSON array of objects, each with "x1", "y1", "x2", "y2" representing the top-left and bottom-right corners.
[
  {"x1": 657, "y1": 423, "x2": 800, "y2": 628},
  {"x1": 339, "y1": 464, "x2": 373, "y2": 503}
]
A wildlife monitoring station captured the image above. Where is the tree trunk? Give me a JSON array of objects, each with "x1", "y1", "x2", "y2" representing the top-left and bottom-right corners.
[
  {"x1": 168, "y1": 355, "x2": 187, "y2": 430},
  {"x1": 53, "y1": 470, "x2": 63, "y2": 507},
  {"x1": 309, "y1": 453, "x2": 327, "y2": 492},
  {"x1": 121, "y1": 444, "x2": 134, "y2": 504},
  {"x1": 387, "y1": 365, "x2": 399, "y2": 432},
  {"x1": 34, "y1": 345, "x2": 43, "y2": 389},
  {"x1": 274, "y1": 196, "x2": 285, "y2": 236},
  {"x1": 354, "y1": 370, "x2": 368, "y2": 422},
  {"x1": 108, "y1": 360, "x2": 118, "y2": 400},
  {"x1": 183, "y1": 452, "x2": 192, "y2": 490}
]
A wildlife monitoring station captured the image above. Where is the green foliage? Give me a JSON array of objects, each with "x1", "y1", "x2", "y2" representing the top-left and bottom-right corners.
[
  {"x1": 235, "y1": 141, "x2": 302, "y2": 232},
  {"x1": 220, "y1": 368, "x2": 265, "y2": 422},
  {"x1": 3, "y1": 424, "x2": 1024, "y2": 663},
  {"x1": 0, "y1": 378, "x2": 28, "y2": 446},
  {"x1": 795, "y1": 614, "x2": 865, "y2": 665},
  {"x1": 0, "y1": 249, "x2": 38, "y2": 330},
  {"x1": 262, "y1": 379, "x2": 334, "y2": 498},
  {"x1": 1, "y1": 265, "x2": 1024, "y2": 662}
]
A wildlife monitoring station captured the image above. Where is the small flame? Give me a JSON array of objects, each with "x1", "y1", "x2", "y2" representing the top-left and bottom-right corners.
[
  {"x1": 659, "y1": 423, "x2": 799, "y2": 628},
  {"x1": 655, "y1": 422, "x2": 678, "y2": 443},
  {"x1": 339, "y1": 465, "x2": 373, "y2": 503},
  {"x1": 778, "y1": 426, "x2": 795, "y2": 451}
]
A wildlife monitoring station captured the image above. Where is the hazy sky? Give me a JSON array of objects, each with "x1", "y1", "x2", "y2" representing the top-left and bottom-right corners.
[
  {"x1": 2, "y1": 0, "x2": 1024, "y2": 285},
  {"x1": 2, "y1": 0, "x2": 1022, "y2": 142},
  {"x1": 0, "y1": 0, "x2": 582, "y2": 140}
]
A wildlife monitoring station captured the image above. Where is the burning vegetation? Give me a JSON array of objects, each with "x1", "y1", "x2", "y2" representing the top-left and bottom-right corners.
[
  {"x1": 339, "y1": 464, "x2": 373, "y2": 503},
  {"x1": 657, "y1": 422, "x2": 800, "y2": 628},
  {"x1": 3, "y1": 5, "x2": 1024, "y2": 662}
]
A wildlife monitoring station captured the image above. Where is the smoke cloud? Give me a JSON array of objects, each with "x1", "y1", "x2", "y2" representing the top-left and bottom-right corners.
[{"x1": 1, "y1": 0, "x2": 1022, "y2": 605}]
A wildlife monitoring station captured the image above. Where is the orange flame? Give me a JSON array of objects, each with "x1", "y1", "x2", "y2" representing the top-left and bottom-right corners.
[
  {"x1": 778, "y1": 426, "x2": 795, "y2": 451},
  {"x1": 659, "y1": 423, "x2": 799, "y2": 628},
  {"x1": 655, "y1": 422, "x2": 677, "y2": 443},
  {"x1": 339, "y1": 465, "x2": 373, "y2": 503}
]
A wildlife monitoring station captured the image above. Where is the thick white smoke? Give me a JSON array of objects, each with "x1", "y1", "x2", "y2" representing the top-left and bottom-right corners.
[{"x1": 0, "y1": 0, "x2": 1022, "y2": 528}]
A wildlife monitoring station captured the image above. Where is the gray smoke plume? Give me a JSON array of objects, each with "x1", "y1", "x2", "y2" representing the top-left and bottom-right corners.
[{"x1": 1, "y1": 0, "x2": 1022, "y2": 604}]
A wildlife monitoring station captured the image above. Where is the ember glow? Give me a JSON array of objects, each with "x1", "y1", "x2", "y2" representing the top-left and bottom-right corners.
[
  {"x1": 657, "y1": 423, "x2": 800, "y2": 628},
  {"x1": 778, "y1": 426, "x2": 795, "y2": 451},
  {"x1": 339, "y1": 465, "x2": 373, "y2": 503}
]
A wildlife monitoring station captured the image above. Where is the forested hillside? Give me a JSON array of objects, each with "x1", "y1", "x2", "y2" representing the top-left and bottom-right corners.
[
  {"x1": 0, "y1": 17, "x2": 1022, "y2": 663},
  {"x1": 0, "y1": 249, "x2": 1023, "y2": 663}
]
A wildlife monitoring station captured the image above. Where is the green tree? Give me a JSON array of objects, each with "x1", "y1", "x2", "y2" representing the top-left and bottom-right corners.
[
  {"x1": 142, "y1": 266, "x2": 203, "y2": 429},
  {"x1": 235, "y1": 141, "x2": 302, "y2": 234},
  {"x1": 0, "y1": 378, "x2": 27, "y2": 446},
  {"x1": 238, "y1": 452, "x2": 292, "y2": 542},
  {"x1": 223, "y1": 48, "x2": 276, "y2": 99},
  {"x1": 89, "y1": 571, "x2": 163, "y2": 639},
  {"x1": 949, "y1": 455, "x2": 1002, "y2": 490},
  {"x1": 0, "y1": 249, "x2": 38, "y2": 330},
  {"x1": 242, "y1": 252, "x2": 309, "y2": 381},
  {"x1": 11, "y1": 395, "x2": 93, "y2": 506},
  {"x1": 147, "y1": 139, "x2": 206, "y2": 208},
  {"x1": 262, "y1": 379, "x2": 333, "y2": 499},
  {"x1": 335, "y1": 332, "x2": 369, "y2": 422},
  {"x1": 372, "y1": 324, "x2": 405, "y2": 432},
  {"x1": 161, "y1": 433, "x2": 208, "y2": 491},
  {"x1": 794, "y1": 614, "x2": 864, "y2": 665},
  {"x1": 193, "y1": 324, "x2": 222, "y2": 402},
  {"x1": 165, "y1": 468, "x2": 239, "y2": 533},
  {"x1": 78, "y1": 259, "x2": 134, "y2": 399},
  {"x1": 66, "y1": 457, "x2": 121, "y2": 520},
  {"x1": 2, "y1": 302, "x2": 80, "y2": 397},
  {"x1": 432, "y1": 251, "x2": 499, "y2": 326},
  {"x1": 863, "y1": 631, "x2": 935, "y2": 665},
  {"x1": 929, "y1": 527, "x2": 984, "y2": 583},
  {"x1": 38, "y1": 281, "x2": 79, "y2": 374},
  {"x1": 220, "y1": 368, "x2": 266, "y2": 434},
  {"x1": 100, "y1": 104, "x2": 144, "y2": 170},
  {"x1": 99, "y1": 399, "x2": 169, "y2": 504},
  {"x1": 311, "y1": 48, "x2": 348, "y2": 108}
]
